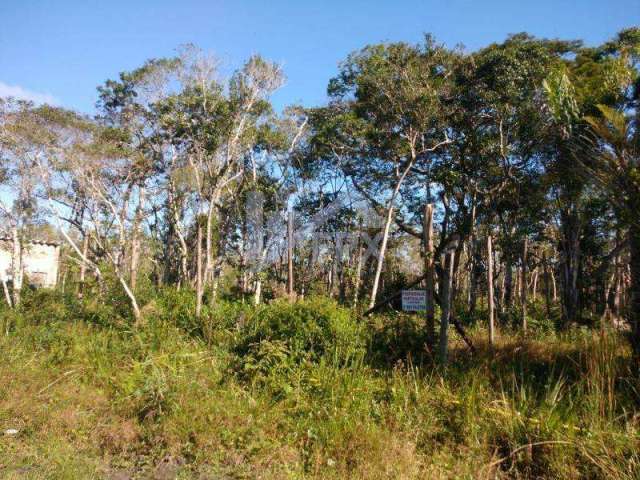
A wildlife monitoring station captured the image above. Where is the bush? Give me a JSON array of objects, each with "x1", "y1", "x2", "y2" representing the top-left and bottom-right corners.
[
  {"x1": 235, "y1": 297, "x2": 366, "y2": 396},
  {"x1": 19, "y1": 288, "x2": 79, "y2": 325},
  {"x1": 240, "y1": 297, "x2": 365, "y2": 366}
]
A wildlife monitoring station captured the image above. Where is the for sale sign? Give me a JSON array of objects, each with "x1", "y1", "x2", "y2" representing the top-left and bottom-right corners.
[{"x1": 401, "y1": 290, "x2": 426, "y2": 312}]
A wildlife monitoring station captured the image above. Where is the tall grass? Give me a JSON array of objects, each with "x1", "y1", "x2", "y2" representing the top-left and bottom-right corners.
[{"x1": 0, "y1": 290, "x2": 638, "y2": 478}]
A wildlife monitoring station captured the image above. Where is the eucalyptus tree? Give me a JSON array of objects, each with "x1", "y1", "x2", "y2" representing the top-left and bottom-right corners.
[
  {"x1": 160, "y1": 53, "x2": 283, "y2": 311},
  {"x1": 97, "y1": 47, "x2": 284, "y2": 311},
  {"x1": 96, "y1": 54, "x2": 189, "y2": 289}
]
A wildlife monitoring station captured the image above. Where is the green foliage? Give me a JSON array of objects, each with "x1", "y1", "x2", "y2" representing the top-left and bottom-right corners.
[
  {"x1": 240, "y1": 297, "x2": 365, "y2": 364},
  {"x1": 235, "y1": 298, "x2": 365, "y2": 397}
]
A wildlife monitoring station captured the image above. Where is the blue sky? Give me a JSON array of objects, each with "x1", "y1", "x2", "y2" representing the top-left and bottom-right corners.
[{"x1": 1, "y1": 0, "x2": 638, "y2": 113}]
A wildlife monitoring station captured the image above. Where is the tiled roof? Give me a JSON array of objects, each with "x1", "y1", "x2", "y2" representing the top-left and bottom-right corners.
[{"x1": 0, "y1": 236, "x2": 61, "y2": 247}]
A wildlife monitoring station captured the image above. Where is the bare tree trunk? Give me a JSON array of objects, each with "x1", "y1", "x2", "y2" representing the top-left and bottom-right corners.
[
  {"x1": 369, "y1": 203, "x2": 396, "y2": 309},
  {"x1": 205, "y1": 201, "x2": 215, "y2": 287},
  {"x1": 424, "y1": 203, "x2": 435, "y2": 345},
  {"x1": 628, "y1": 223, "x2": 640, "y2": 358},
  {"x1": 168, "y1": 184, "x2": 189, "y2": 288},
  {"x1": 532, "y1": 268, "x2": 538, "y2": 299},
  {"x1": 287, "y1": 210, "x2": 294, "y2": 299},
  {"x1": 11, "y1": 227, "x2": 22, "y2": 307},
  {"x1": 196, "y1": 222, "x2": 203, "y2": 318},
  {"x1": 118, "y1": 274, "x2": 141, "y2": 324},
  {"x1": 467, "y1": 200, "x2": 478, "y2": 314},
  {"x1": 499, "y1": 265, "x2": 506, "y2": 312},
  {"x1": 439, "y1": 251, "x2": 455, "y2": 365},
  {"x1": 1, "y1": 276, "x2": 12, "y2": 308},
  {"x1": 521, "y1": 238, "x2": 528, "y2": 333},
  {"x1": 352, "y1": 246, "x2": 364, "y2": 308},
  {"x1": 602, "y1": 269, "x2": 615, "y2": 323},
  {"x1": 211, "y1": 268, "x2": 220, "y2": 303},
  {"x1": 78, "y1": 234, "x2": 89, "y2": 299},
  {"x1": 504, "y1": 259, "x2": 513, "y2": 312},
  {"x1": 487, "y1": 235, "x2": 495, "y2": 346},
  {"x1": 129, "y1": 187, "x2": 145, "y2": 293},
  {"x1": 613, "y1": 257, "x2": 622, "y2": 319},
  {"x1": 560, "y1": 211, "x2": 581, "y2": 327},
  {"x1": 254, "y1": 277, "x2": 262, "y2": 306},
  {"x1": 544, "y1": 252, "x2": 552, "y2": 319}
]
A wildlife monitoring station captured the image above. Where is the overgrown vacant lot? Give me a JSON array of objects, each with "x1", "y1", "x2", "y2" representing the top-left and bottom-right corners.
[{"x1": 0, "y1": 291, "x2": 638, "y2": 479}]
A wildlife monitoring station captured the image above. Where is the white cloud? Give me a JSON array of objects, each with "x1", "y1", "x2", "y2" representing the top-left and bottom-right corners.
[{"x1": 0, "y1": 81, "x2": 59, "y2": 105}]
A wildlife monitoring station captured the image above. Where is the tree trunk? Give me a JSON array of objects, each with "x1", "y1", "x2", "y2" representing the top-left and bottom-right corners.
[
  {"x1": 287, "y1": 210, "x2": 294, "y2": 299},
  {"x1": 521, "y1": 237, "x2": 528, "y2": 333},
  {"x1": 254, "y1": 277, "x2": 262, "y2": 306},
  {"x1": 118, "y1": 273, "x2": 141, "y2": 324},
  {"x1": 423, "y1": 203, "x2": 435, "y2": 345},
  {"x1": 11, "y1": 227, "x2": 22, "y2": 307},
  {"x1": 439, "y1": 251, "x2": 455, "y2": 365},
  {"x1": 603, "y1": 269, "x2": 615, "y2": 323},
  {"x1": 352, "y1": 240, "x2": 364, "y2": 308},
  {"x1": 629, "y1": 223, "x2": 640, "y2": 358},
  {"x1": 368, "y1": 202, "x2": 396, "y2": 309},
  {"x1": 196, "y1": 222, "x2": 203, "y2": 318},
  {"x1": 504, "y1": 258, "x2": 513, "y2": 312},
  {"x1": 129, "y1": 187, "x2": 145, "y2": 293},
  {"x1": 560, "y1": 209, "x2": 581, "y2": 327},
  {"x1": 544, "y1": 252, "x2": 552, "y2": 319},
  {"x1": 211, "y1": 268, "x2": 220, "y2": 303},
  {"x1": 1, "y1": 276, "x2": 12, "y2": 308},
  {"x1": 78, "y1": 234, "x2": 89, "y2": 299},
  {"x1": 487, "y1": 235, "x2": 495, "y2": 346},
  {"x1": 467, "y1": 201, "x2": 478, "y2": 314},
  {"x1": 468, "y1": 239, "x2": 480, "y2": 315}
]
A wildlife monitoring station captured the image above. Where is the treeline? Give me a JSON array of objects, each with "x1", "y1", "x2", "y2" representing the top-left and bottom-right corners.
[{"x1": 0, "y1": 30, "x2": 639, "y2": 355}]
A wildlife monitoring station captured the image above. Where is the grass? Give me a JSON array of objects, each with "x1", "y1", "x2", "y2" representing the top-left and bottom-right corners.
[{"x1": 0, "y1": 290, "x2": 638, "y2": 479}]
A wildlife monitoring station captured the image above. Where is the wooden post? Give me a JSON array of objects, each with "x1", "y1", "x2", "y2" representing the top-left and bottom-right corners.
[
  {"x1": 487, "y1": 234, "x2": 495, "y2": 346},
  {"x1": 521, "y1": 237, "x2": 528, "y2": 333},
  {"x1": 439, "y1": 250, "x2": 455, "y2": 364},
  {"x1": 196, "y1": 222, "x2": 203, "y2": 318},
  {"x1": 287, "y1": 210, "x2": 294, "y2": 299},
  {"x1": 423, "y1": 203, "x2": 435, "y2": 345}
]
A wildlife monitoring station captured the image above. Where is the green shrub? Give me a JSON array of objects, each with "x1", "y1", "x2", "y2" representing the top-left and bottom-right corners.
[
  {"x1": 240, "y1": 297, "x2": 365, "y2": 366},
  {"x1": 235, "y1": 297, "x2": 365, "y2": 397},
  {"x1": 19, "y1": 288, "x2": 78, "y2": 325},
  {"x1": 154, "y1": 287, "x2": 198, "y2": 332}
]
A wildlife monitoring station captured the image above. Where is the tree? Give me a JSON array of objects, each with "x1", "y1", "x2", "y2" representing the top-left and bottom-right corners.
[
  {"x1": 0, "y1": 99, "x2": 59, "y2": 306},
  {"x1": 317, "y1": 37, "x2": 453, "y2": 308}
]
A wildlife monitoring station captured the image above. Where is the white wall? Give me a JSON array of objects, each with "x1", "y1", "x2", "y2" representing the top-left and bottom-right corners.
[
  {"x1": 0, "y1": 245, "x2": 10, "y2": 281},
  {"x1": 0, "y1": 241, "x2": 60, "y2": 288}
]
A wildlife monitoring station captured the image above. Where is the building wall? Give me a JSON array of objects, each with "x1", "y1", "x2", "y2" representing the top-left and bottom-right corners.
[
  {"x1": 0, "y1": 241, "x2": 60, "y2": 288},
  {"x1": 0, "y1": 245, "x2": 10, "y2": 281}
]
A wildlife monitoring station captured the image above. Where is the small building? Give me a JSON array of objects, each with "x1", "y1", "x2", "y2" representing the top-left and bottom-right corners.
[{"x1": 0, "y1": 237, "x2": 61, "y2": 288}]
